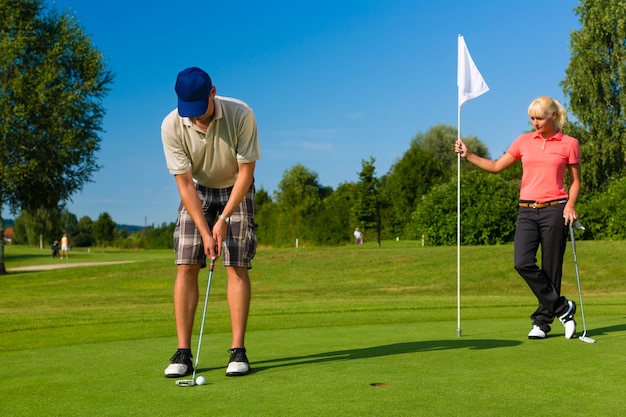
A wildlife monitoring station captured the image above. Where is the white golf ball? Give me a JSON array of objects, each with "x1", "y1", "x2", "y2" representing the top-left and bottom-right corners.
[{"x1": 196, "y1": 376, "x2": 206, "y2": 385}]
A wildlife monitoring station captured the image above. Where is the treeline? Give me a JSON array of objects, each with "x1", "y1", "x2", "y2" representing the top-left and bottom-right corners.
[
  {"x1": 12, "y1": 123, "x2": 626, "y2": 249},
  {"x1": 10, "y1": 208, "x2": 176, "y2": 250},
  {"x1": 10, "y1": 123, "x2": 626, "y2": 250},
  {"x1": 255, "y1": 124, "x2": 626, "y2": 247}
]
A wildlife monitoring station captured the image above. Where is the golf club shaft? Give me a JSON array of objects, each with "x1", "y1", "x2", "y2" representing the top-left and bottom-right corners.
[
  {"x1": 192, "y1": 259, "x2": 215, "y2": 380},
  {"x1": 569, "y1": 225, "x2": 591, "y2": 337}
]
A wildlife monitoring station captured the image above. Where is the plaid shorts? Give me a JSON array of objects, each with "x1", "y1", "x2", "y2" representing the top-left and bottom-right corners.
[{"x1": 173, "y1": 184, "x2": 257, "y2": 268}]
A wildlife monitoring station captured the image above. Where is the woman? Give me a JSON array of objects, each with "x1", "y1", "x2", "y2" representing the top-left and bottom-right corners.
[{"x1": 455, "y1": 96, "x2": 580, "y2": 339}]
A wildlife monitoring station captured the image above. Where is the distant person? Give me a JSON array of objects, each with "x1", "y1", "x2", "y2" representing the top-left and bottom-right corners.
[
  {"x1": 60, "y1": 234, "x2": 69, "y2": 259},
  {"x1": 161, "y1": 67, "x2": 260, "y2": 378},
  {"x1": 354, "y1": 227, "x2": 364, "y2": 245},
  {"x1": 455, "y1": 96, "x2": 579, "y2": 340},
  {"x1": 51, "y1": 241, "x2": 59, "y2": 258}
]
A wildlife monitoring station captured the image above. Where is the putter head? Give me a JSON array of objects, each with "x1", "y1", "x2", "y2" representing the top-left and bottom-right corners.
[
  {"x1": 579, "y1": 335, "x2": 596, "y2": 344},
  {"x1": 175, "y1": 379, "x2": 195, "y2": 387}
]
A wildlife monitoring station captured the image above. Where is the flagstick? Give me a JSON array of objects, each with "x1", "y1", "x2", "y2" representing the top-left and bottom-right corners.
[
  {"x1": 456, "y1": 34, "x2": 489, "y2": 338},
  {"x1": 457, "y1": 105, "x2": 462, "y2": 338}
]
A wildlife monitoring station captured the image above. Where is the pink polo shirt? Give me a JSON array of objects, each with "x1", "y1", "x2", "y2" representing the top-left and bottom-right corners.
[{"x1": 506, "y1": 131, "x2": 580, "y2": 202}]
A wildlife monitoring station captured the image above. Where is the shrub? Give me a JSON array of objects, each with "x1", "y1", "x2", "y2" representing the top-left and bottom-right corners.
[{"x1": 405, "y1": 171, "x2": 519, "y2": 245}]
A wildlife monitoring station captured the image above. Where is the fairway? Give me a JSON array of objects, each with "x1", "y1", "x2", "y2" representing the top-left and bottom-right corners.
[{"x1": 1, "y1": 242, "x2": 625, "y2": 416}]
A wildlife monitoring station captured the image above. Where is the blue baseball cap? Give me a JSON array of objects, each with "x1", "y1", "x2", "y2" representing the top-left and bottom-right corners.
[{"x1": 175, "y1": 67, "x2": 212, "y2": 117}]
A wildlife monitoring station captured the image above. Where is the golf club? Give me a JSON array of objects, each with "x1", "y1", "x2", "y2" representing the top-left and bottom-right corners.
[
  {"x1": 569, "y1": 220, "x2": 595, "y2": 344},
  {"x1": 176, "y1": 258, "x2": 216, "y2": 386}
]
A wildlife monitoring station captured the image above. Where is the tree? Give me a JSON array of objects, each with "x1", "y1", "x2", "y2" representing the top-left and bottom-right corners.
[
  {"x1": 382, "y1": 131, "x2": 448, "y2": 237},
  {"x1": 385, "y1": 124, "x2": 495, "y2": 241},
  {"x1": 406, "y1": 171, "x2": 519, "y2": 246},
  {"x1": 414, "y1": 124, "x2": 489, "y2": 170},
  {"x1": 12, "y1": 206, "x2": 79, "y2": 248},
  {"x1": 562, "y1": 0, "x2": 626, "y2": 192},
  {"x1": 309, "y1": 182, "x2": 357, "y2": 245},
  {"x1": 353, "y1": 157, "x2": 380, "y2": 245},
  {"x1": 0, "y1": 0, "x2": 113, "y2": 272},
  {"x1": 92, "y1": 212, "x2": 116, "y2": 249},
  {"x1": 13, "y1": 208, "x2": 62, "y2": 247},
  {"x1": 143, "y1": 222, "x2": 176, "y2": 249},
  {"x1": 73, "y1": 215, "x2": 94, "y2": 247},
  {"x1": 274, "y1": 164, "x2": 331, "y2": 246},
  {"x1": 576, "y1": 176, "x2": 626, "y2": 240},
  {"x1": 254, "y1": 186, "x2": 279, "y2": 245},
  {"x1": 255, "y1": 187, "x2": 273, "y2": 209},
  {"x1": 59, "y1": 208, "x2": 78, "y2": 239}
]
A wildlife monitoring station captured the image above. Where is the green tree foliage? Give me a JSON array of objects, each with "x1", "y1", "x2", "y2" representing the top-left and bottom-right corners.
[
  {"x1": 253, "y1": 186, "x2": 278, "y2": 245},
  {"x1": 416, "y1": 124, "x2": 490, "y2": 169},
  {"x1": 255, "y1": 186, "x2": 273, "y2": 210},
  {"x1": 562, "y1": 0, "x2": 626, "y2": 192},
  {"x1": 406, "y1": 170, "x2": 519, "y2": 246},
  {"x1": 0, "y1": 0, "x2": 113, "y2": 272},
  {"x1": 73, "y1": 215, "x2": 94, "y2": 247},
  {"x1": 252, "y1": 124, "x2": 499, "y2": 247},
  {"x1": 13, "y1": 208, "x2": 62, "y2": 246},
  {"x1": 13, "y1": 208, "x2": 84, "y2": 248},
  {"x1": 92, "y1": 212, "x2": 116, "y2": 248},
  {"x1": 142, "y1": 222, "x2": 176, "y2": 249},
  {"x1": 308, "y1": 182, "x2": 357, "y2": 245},
  {"x1": 273, "y1": 164, "x2": 331, "y2": 246},
  {"x1": 382, "y1": 128, "x2": 449, "y2": 236},
  {"x1": 255, "y1": 166, "x2": 355, "y2": 247},
  {"x1": 60, "y1": 208, "x2": 78, "y2": 239},
  {"x1": 353, "y1": 157, "x2": 379, "y2": 244},
  {"x1": 577, "y1": 176, "x2": 626, "y2": 239}
]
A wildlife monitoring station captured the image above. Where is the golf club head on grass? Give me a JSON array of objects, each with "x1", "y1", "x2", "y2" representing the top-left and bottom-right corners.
[
  {"x1": 579, "y1": 335, "x2": 596, "y2": 344},
  {"x1": 175, "y1": 379, "x2": 195, "y2": 387}
]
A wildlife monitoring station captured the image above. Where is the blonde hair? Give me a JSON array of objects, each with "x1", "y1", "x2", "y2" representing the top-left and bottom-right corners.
[{"x1": 527, "y1": 96, "x2": 567, "y2": 130}]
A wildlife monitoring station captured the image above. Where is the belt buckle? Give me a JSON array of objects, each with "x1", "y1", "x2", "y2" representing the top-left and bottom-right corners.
[{"x1": 531, "y1": 202, "x2": 538, "y2": 209}]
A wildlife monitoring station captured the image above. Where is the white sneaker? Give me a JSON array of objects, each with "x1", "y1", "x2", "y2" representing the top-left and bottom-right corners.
[
  {"x1": 558, "y1": 301, "x2": 577, "y2": 339},
  {"x1": 528, "y1": 325, "x2": 546, "y2": 339}
]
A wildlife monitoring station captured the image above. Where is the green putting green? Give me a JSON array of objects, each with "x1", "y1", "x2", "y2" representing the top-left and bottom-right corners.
[{"x1": 1, "y1": 242, "x2": 624, "y2": 416}]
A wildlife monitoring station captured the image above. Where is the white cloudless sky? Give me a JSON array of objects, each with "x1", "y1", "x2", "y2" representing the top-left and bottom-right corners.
[{"x1": 8, "y1": 0, "x2": 581, "y2": 226}]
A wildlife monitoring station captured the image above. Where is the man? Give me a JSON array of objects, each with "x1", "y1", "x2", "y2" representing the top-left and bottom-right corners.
[
  {"x1": 161, "y1": 67, "x2": 260, "y2": 377},
  {"x1": 60, "y1": 234, "x2": 69, "y2": 259}
]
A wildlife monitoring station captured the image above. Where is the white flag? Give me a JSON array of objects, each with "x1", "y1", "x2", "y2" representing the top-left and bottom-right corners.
[{"x1": 457, "y1": 35, "x2": 489, "y2": 109}]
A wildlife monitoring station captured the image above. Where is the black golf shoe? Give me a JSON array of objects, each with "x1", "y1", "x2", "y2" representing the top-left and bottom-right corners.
[{"x1": 226, "y1": 348, "x2": 250, "y2": 376}]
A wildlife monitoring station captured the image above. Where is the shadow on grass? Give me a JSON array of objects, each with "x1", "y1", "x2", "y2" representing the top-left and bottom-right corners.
[
  {"x1": 587, "y1": 322, "x2": 626, "y2": 337},
  {"x1": 200, "y1": 339, "x2": 521, "y2": 374}
]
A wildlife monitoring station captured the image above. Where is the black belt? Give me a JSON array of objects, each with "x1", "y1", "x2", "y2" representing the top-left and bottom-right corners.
[{"x1": 519, "y1": 200, "x2": 567, "y2": 209}]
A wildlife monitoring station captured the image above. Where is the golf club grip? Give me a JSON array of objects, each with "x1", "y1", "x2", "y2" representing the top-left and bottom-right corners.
[{"x1": 209, "y1": 258, "x2": 215, "y2": 271}]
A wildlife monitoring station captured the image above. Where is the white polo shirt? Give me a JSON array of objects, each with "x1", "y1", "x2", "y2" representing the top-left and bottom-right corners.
[{"x1": 161, "y1": 96, "x2": 260, "y2": 189}]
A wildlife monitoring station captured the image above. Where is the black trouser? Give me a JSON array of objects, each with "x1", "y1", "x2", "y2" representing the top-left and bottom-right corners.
[{"x1": 513, "y1": 203, "x2": 569, "y2": 332}]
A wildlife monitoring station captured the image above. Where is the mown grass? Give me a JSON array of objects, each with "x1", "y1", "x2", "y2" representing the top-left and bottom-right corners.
[{"x1": 1, "y1": 240, "x2": 625, "y2": 416}]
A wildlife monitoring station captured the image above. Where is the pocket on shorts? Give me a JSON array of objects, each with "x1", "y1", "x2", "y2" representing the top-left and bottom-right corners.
[{"x1": 245, "y1": 220, "x2": 258, "y2": 261}]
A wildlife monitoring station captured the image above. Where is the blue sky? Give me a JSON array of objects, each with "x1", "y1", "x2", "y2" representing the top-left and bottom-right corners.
[{"x1": 24, "y1": 0, "x2": 580, "y2": 226}]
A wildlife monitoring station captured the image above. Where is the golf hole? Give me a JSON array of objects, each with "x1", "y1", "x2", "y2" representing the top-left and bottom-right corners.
[{"x1": 370, "y1": 382, "x2": 391, "y2": 387}]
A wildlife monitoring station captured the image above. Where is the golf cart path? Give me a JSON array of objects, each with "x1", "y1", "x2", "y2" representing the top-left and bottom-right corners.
[{"x1": 9, "y1": 261, "x2": 137, "y2": 272}]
